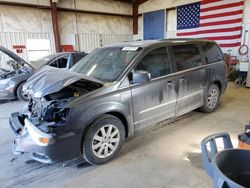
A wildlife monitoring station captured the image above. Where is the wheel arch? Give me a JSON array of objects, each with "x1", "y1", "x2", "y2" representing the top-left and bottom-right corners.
[
  {"x1": 106, "y1": 111, "x2": 129, "y2": 138},
  {"x1": 210, "y1": 74, "x2": 223, "y2": 93},
  {"x1": 14, "y1": 80, "x2": 26, "y2": 96},
  {"x1": 82, "y1": 110, "x2": 131, "y2": 140},
  {"x1": 213, "y1": 80, "x2": 221, "y2": 92}
]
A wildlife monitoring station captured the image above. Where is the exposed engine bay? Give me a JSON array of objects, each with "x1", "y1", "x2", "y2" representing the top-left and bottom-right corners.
[
  {"x1": 0, "y1": 60, "x2": 30, "y2": 80},
  {"x1": 20, "y1": 79, "x2": 103, "y2": 134}
]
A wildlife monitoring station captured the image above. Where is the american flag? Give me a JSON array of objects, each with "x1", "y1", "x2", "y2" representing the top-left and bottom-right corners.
[{"x1": 176, "y1": 0, "x2": 244, "y2": 48}]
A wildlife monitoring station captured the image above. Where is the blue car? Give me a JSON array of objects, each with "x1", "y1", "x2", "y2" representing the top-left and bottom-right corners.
[{"x1": 0, "y1": 46, "x2": 86, "y2": 101}]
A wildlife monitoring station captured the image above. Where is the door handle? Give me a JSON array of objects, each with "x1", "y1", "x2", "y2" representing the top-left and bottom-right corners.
[
  {"x1": 179, "y1": 78, "x2": 186, "y2": 83},
  {"x1": 166, "y1": 81, "x2": 175, "y2": 86}
]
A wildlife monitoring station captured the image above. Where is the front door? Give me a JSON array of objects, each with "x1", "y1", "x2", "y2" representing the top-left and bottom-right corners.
[
  {"x1": 130, "y1": 47, "x2": 177, "y2": 131},
  {"x1": 170, "y1": 44, "x2": 205, "y2": 116}
]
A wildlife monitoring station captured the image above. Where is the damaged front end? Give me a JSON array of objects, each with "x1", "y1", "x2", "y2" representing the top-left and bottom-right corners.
[{"x1": 9, "y1": 66, "x2": 103, "y2": 163}]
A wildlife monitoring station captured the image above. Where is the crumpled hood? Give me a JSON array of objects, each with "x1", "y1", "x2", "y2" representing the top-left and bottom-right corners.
[{"x1": 23, "y1": 66, "x2": 104, "y2": 98}]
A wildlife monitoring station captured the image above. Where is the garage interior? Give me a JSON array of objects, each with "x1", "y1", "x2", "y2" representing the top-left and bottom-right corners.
[{"x1": 0, "y1": 0, "x2": 250, "y2": 187}]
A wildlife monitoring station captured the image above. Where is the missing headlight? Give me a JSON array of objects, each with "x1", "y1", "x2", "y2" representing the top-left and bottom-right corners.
[{"x1": 43, "y1": 106, "x2": 70, "y2": 122}]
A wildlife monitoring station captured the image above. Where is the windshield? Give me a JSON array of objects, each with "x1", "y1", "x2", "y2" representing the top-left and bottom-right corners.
[
  {"x1": 32, "y1": 54, "x2": 60, "y2": 69},
  {"x1": 70, "y1": 47, "x2": 141, "y2": 82}
]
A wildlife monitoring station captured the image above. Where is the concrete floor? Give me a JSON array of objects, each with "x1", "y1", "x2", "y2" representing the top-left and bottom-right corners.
[{"x1": 0, "y1": 83, "x2": 249, "y2": 188}]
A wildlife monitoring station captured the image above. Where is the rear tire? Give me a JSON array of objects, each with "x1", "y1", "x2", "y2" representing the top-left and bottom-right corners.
[
  {"x1": 82, "y1": 114, "x2": 125, "y2": 165},
  {"x1": 200, "y1": 84, "x2": 220, "y2": 113},
  {"x1": 16, "y1": 82, "x2": 29, "y2": 102}
]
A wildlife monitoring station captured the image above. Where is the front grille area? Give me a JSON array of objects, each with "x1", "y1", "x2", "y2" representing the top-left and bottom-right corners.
[{"x1": 28, "y1": 98, "x2": 43, "y2": 117}]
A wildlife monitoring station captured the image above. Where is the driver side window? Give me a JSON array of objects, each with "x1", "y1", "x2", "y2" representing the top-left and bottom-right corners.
[
  {"x1": 50, "y1": 56, "x2": 69, "y2": 68},
  {"x1": 135, "y1": 47, "x2": 171, "y2": 79}
]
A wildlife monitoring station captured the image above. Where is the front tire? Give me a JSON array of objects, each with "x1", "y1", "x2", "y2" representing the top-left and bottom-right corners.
[
  {"x1": 82, "y1": 114, "x2": 125, "y2": 165},
  {"x1": 200, "y1": 84, "x2": 220, "y2": 113},
  {"x1": 16, "y1": 82, "x2": 29, "y2": 102}
]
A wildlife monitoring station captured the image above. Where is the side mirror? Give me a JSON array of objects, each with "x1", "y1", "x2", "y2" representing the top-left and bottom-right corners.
[{"x1": 132, "y1": 70, "x2": 151, "y2": 84}]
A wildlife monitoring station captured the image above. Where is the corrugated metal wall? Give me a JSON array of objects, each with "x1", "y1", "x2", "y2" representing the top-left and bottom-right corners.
[
  {"x1": 77, "y1": 34, "x2": 100, "y2": 53},
  {"x1": 0, "y1": 32, "x2": 134, "y2": 68},
  {"x1": 61, "y1": 33, "x2": 133, "y2": 53}
]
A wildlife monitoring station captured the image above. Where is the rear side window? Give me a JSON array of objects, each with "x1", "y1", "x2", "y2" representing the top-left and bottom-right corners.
[
  {"x1": 135, "y1": 47, "x2": 171, "y2": 79},
  {"x1": 172, "y1": 44, "x2": 202, "y2": 71},
  {"x1": 201, "y1": 42, "x2": 224, "y2": 64}
]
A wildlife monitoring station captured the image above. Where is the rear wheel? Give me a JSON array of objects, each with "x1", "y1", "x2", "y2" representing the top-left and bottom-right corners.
[
  {"x1": 200, "y1": 84, "x2": 220, "y2": 113},
  {"x1": 16, "y1": 82, "x2": 29, "y2": 102},
  {"x1": 82, "y1": 114, "x2": 125, "y2": 165}
]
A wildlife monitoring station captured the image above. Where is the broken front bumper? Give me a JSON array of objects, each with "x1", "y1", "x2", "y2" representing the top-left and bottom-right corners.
[{"x1": 9, "y1": 113, "x2": 79, "y2": 164}]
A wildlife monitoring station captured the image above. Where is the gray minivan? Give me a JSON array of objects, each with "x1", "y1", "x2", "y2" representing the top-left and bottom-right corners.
[{"x1": 10, "y1": 39, "x2": 227, "y2": 165}]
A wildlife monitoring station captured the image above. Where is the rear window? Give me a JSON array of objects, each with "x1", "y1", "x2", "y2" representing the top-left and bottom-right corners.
[
  {"x1": 201, "y1": 42, "x2": 224, "y2": 64},
  {"x1": 172, "y1": 44, "x2": 202, "y2": 71}
]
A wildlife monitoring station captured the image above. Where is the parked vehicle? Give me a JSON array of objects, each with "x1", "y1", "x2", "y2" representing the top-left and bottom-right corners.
[
  {"x1": 9, "y1": 39, "x2": 227, "y2": 165},
  {"x1": 0, "y1": 46, "x2": 86, "y2": 101}
]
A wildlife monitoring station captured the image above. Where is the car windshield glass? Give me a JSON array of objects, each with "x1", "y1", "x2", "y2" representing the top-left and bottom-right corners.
[
  {"x1": 70, "y1": 47, "x2": 141, "y2": 82},
  {"x1": 32, "y1": 54, "x2": 60, "y2": 69}
]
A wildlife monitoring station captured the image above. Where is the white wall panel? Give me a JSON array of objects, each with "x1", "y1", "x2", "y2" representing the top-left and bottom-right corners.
[
  {"x1": 59, "y1": 12, "x2": 132, "y2": 35},
  {"x1": 138, "y1": 15, "x2": 143, "y2": 36},
  {"x1": 58, "y1": 12, "x2": 77, "y2": 33},
  {"x1": 120, "y1": 17, "x2": 133, "y2": 34},
  {"x1": 57, "y1": 0, "x2": 132, "y2": 15},
  {"x1": 0, "y1": 5, "x2": 52, "y2": 33},
  {"x1": 77, "y1": 13, "x2": 100, "y2": 34},
  {"x1": 166, "y1": 9, "x2": 177, "y2": 38},
  {"x1": 1, "y1": 6, "x2": 42, "y2": 32},
  {"x1": 40, "y1": 10, "x2": 53, "y2": 33},
  {"x1": 243, "y1": 0, "x2": 250, "y2": 24},
  {"x1": 0, "y1": 10, "x2": 3, "y2": 32},
  {"x1": 100, "y1": 16, "x2": 121, "y2": 34},
  {"x1": 99, "y1": 16, "x2": 132, "y2": 34}
]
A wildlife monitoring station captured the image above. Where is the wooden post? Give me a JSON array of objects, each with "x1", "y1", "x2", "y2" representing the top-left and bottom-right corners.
[
  {"x1": 133, "y1": 3, "x2": 138, "y2": 35},
  {"x1": 50, "y1": 0, "x2": 61, "y2": 52}
]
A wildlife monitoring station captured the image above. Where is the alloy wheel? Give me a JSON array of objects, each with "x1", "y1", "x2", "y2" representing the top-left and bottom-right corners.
[
  {"x1": 92, "y1": 124, "x2": 120, "y2": 158},
  {"x1": 207, "y1": 89, "x2": 218, "y2": 109}
]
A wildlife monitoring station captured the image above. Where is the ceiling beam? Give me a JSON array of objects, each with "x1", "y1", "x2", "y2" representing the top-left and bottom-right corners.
[
  {"x1": 0, "y1": 1, "x2": 50, "y2": 9},
  {"x1": 58, "y1": 7, "x2": 132, "y2": 17},
  {"x1": 0, "y1": 1, "x2": 132, "y2": 17},
  {"x1": 132, "y1": 0, "x2": 149, "y2": 5}
]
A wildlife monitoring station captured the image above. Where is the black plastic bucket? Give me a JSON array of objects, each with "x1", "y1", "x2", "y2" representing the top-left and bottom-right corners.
[{"x1": 201, "y1": 133, "x2": 250, "y2": 188}]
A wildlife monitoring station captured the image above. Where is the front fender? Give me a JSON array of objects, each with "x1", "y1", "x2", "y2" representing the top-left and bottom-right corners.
[{"x1": 68, "y1": 101, "x2": 134, "y2": 138}]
